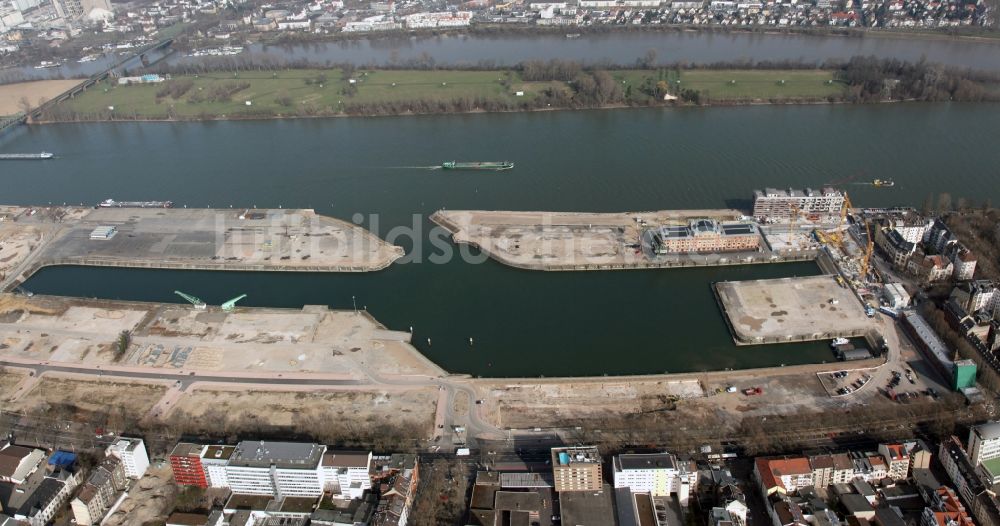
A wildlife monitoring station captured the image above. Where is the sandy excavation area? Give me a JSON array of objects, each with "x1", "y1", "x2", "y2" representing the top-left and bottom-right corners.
[
  {"x1": 166, "y1": 387, "x2": 438, "y2": 437},
  {"x1": 0, "y1": 79, "x2": 80, "y2": 114},
  {"x1": 2, "y1": 377, "x2": 167, "y2": 420}
]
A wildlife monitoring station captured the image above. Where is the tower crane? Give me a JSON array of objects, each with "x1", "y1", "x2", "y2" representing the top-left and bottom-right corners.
[
  {"x1": 861, "y1": 222, "x2": 875, "y2": 283},
  {"x1": 174, "y1": 290, "x2": 206, "y2": 310}
]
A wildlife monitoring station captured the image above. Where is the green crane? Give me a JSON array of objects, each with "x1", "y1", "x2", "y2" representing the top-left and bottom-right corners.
[
  {"x1": 221, "y1": 294, "x2": 247, "y2": 312},
  {"x1": 174, "y1": 290, "x2": 206, "y2": 309}
]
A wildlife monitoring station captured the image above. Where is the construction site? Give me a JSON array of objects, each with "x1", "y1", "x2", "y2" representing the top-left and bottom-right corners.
[
  {"x1": 431, "y1": 208, "x2": 822, "y2": 271},
  {"x1": 0, "y1": 204, "x2": 405, "y2": 292}
]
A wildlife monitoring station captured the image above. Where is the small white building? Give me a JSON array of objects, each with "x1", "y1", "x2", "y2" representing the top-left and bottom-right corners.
[
  {"x1": 882, "y1": 283, "x2": 910, "y2": 309},
  {"x1": 107, "y1": 437, "x2": 150, "y2": 479},
  {"x1": 89, "y1": 225, "x2": 118, "y2": 240},
  {"x1": 321, "y1": 450, "x2": 373, "y2": 500}
]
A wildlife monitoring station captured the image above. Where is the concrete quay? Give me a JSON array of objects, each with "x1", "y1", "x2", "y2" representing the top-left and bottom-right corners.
[
  {"x1": 432, "y1": 209, "x2": 817, "y2": 271},
  {"x1": 714, "y1": 275, "x2": 876, "y2": 346},
  {"x1": 0, "y1": 205, "x2": 404, "y2": 290}
]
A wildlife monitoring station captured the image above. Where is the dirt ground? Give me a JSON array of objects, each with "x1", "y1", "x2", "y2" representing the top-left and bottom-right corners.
[
  {"x1": 103, "y1": 464, "x2": 177, "y2": 526},
  {"x1": 2, "y1": 377, "x2": 167, "y2": 421},
  {"x1": 0, "y1": 79, "x2": 80, "y2": 114},
  {"x1": 165, "y1": 386, "x2": 438, "y2": 438},
  {"x1": 0, "y1": 369, "x2": 25, "y2": 393}
]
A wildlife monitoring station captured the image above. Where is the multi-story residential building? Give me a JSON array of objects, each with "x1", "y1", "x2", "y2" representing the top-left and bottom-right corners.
[
  {"x1": 649, "y1": 220, "x2": 761, "y2": 254},
  {"x1": 612, "y1": 452, "x2": 696, "y2": 505},
  {"x1": 70, "y1": 455, "x2": 127, "y2": 526},
  {"x1": 170, "y1": 443, "x2": 208, "y2": 488},
  {"x1": 754, "y1": 457, "x2": 813, "y2": 497},
  {"x1": 921, "y1": 487, "x2": 975, "y2": 526},
  {"x1": 13, "y1": 469, "x2": 82, "y2": 526},
  {"x1": 875, "y1": 228, "x2": 917, "y2": 269},
  {"x1": 950, "y1": 281, "x2": 998, "y2": 314},
  {"x1": 904, "y1": 440, "x2": 934, "y2": 471},
  {"x1": 107, "y1": 438, "x2": 149, "y2": 479},
  {"x1": 225, "y1": 441, "x2": 326, "y2": 497},
  {"x1": 878, "y1": 444, "x2": 910, "y2": 480},
  {"x1": 321, "y1": 450, "x2": 373, "y2": 500},
  {"x1": 201, "y1": 445, "x2": 235, "y2": 488},
  {"x1": 952, "y1": 249, "x2": 978, "y2": 281},
  {"x1": 0, "y1": 444, "x2": 46, "y2": 484},
  {"x1": 371, "y1": 456, "x2": 419, "y2": 526},
  {"x1": 807, "y1": 453, "x2": 854, "y2": 487},
  {"x1": 551, "y1": 446, "x2": 603, "y2": 492},
  {"x1": 850, "y1": 453, "x2": 888, "y2": 482},
  {"x1": 752, "y1": 187, "x2": 845, "y2": 222}
]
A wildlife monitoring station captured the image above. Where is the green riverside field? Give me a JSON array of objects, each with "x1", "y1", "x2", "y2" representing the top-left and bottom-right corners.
[{"x1": 50, "y1": 68, "x2": 846, "y2": 119}]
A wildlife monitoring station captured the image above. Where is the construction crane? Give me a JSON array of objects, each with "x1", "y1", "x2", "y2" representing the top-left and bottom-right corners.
[
  {"x1": 860, "y1": 222, "x2": 875, "y2": 283},
  {"x1": 174, "y1": 290, "x2": 206, "y2": 310},
  {"x1": 221, "y1": 294, "x2": 247, "y2": 312},
  {"x1": 788, "y1": 204, "x2": 800, "y2": 245}
]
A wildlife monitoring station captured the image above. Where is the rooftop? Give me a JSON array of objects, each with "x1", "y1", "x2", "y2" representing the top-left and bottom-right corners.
[
  {"x1": 229, "y1": 441, "x2": 324, "y2": 470},
  {"x1": 560, "y1": 484, "x2": 616, "y2": 526},
  {"x1": 165, "y1": 512, "x2": 210, "y2": 526},
  {"x1": 973, "y1": 422, "x2": 1000, "y2": 442},
  {"x1": 615, "y1": 453, "x2": 678, "y2": 472},
  {"x1": 321, "y1": 450, "x2": 371, "y2": 469},
  {"x1": 171, "y1": 443, "x2": 205, "y2": 458},
  {"x1": 202, "y1": 445, "x2": 236, "y2": 461},
  {"x1": 552, "y1": 446, "x2": 601, "y2": 466}
]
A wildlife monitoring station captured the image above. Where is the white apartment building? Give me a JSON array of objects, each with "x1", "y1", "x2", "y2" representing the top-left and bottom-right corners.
[
  {"x1": 613, "y1": 453, "x2": 696, "y2": 506},
  {"x1": 322, "y1": 451, "x2": 373, "y2": 500},
  {"x1": 225, "y1": 441, "x2": 326, "y2": 498},
  {"x1": 107, "y1": 438, "x2": 149, "y2": 479},
  {"x1": 878, "y1": 444, "x2": 911, "y2": 480},
  {"x1": 968, "y1": 422, "x2": 1000, "y2": 467}
]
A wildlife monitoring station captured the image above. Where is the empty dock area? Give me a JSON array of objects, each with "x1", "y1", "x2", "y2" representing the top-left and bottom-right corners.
[
  {"x1": 0, "y1": 205, "x2": 404, "y2": 290},
  {"x1": 0, "y1": 293, "x2": 442, "y2": 379},
  {"x1": 432, "y1": 209, "x2": 814, "y2": 271},
  {"x1": 714, "y1": 275, "x2": 874, "y2": 345}
]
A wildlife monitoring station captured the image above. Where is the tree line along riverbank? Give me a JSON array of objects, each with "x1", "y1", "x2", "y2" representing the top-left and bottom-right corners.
[{"x1": 36, "y1": 57, "x2": 1000, "y2": 122}]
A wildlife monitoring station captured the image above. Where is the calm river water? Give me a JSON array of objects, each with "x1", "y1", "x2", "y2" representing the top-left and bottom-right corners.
[{"x1": 4, "y1": 104, "x2": 1000, "y2": 376}]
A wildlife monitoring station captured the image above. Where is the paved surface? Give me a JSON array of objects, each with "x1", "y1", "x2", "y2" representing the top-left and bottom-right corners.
[
  {"x1": 715, "y1": 275, "x2": 875, "y2": 345},
  {"x1": 0, "y1": 205, "x2": 404, "y2": 291},
  {"x1": 431, "y1": 208, "x2": 778, "y2": 271}
]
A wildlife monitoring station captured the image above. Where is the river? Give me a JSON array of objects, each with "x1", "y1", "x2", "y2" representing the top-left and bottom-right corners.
[{"x1": 4, "y1": 104, "x2": 1000, "y2": 376}]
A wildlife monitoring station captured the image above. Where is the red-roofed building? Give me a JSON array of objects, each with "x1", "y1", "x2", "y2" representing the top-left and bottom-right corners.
[
  {"x1": 755, "y1": 457, "x2": 813, "y2": 497},
  {"x1": 879, "y1": 444, "x2": 910, "y2": 480},
  {"x1": 921, "y1": 487, "x2": 975, "y2": 526}
]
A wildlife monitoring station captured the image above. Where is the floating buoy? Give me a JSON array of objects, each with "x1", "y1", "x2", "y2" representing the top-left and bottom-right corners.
[
  {"x1": 427, "y1": 338, "x2": 432, "y2": 346},
  {"x1": 469, "y1": 337, "x2": 474, "y2": 345}
]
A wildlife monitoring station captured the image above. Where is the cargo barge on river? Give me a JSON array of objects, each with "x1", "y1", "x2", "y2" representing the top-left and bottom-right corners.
[
  {"x1": 442, "y1": 161, "x2": 514, "y2": 171},
  {"x1": 0, "y1": 152, "x2": 54, "y2": 160}
]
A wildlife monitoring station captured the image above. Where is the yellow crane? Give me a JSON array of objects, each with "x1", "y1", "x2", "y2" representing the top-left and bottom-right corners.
[{"x1": 860, "y1": 222, "x2": 875, "y2": 282}]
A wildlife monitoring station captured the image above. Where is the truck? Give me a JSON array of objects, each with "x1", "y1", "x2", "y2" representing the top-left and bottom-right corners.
[{"x1": 456, "y1": 448, "x2": 471, "y2": 456}]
